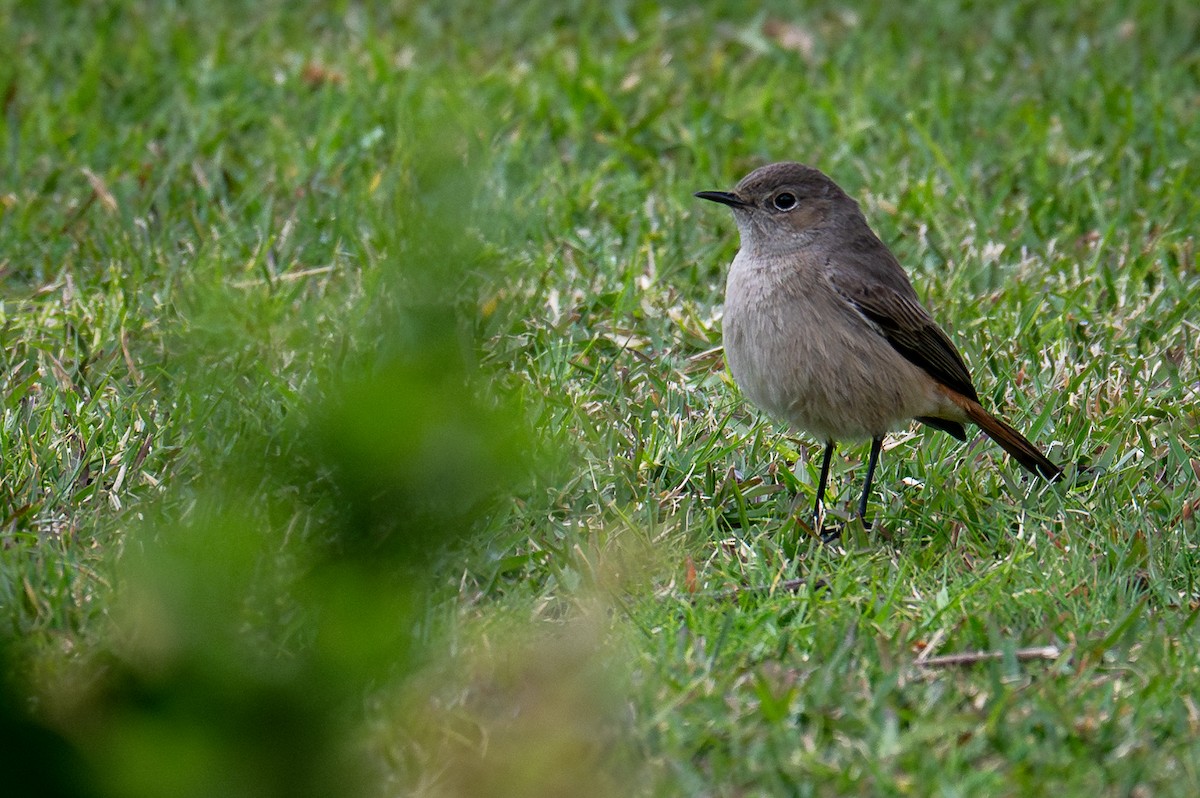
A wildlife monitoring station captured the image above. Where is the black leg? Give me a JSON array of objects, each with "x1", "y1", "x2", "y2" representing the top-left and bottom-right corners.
[
  {"x1": 858, "y1": 436, "x2": 883, "y2": 527},
  {"x1": 813, "y1": 441, "x2": 834, "y2": 528}
]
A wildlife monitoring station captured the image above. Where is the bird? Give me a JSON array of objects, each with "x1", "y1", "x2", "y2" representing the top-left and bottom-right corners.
[{"x1": 695, "y1": 161, "x2": 1062, "y2": 532}]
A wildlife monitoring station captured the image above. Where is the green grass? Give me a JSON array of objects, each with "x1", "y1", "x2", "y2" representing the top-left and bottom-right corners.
[{"x1": 2, "y1": 1, "x2": 1199, "y2": 796}]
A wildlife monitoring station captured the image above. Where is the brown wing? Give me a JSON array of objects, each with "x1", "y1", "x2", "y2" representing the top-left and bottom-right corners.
[{"x1": 825, "y1": 229, "x2": 980, "y2": 405}]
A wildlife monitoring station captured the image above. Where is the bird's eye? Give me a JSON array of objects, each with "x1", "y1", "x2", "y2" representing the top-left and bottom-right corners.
[{"x1": 772, "y1": 192, "x2": 798, "y2": 211}]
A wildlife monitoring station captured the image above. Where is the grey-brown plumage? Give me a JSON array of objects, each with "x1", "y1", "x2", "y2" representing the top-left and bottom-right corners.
[{"x1": 695, "y1": 162, "x2": 1060, "y2": 529}]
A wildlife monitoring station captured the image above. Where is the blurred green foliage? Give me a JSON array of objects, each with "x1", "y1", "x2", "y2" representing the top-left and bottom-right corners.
[
  {"x1": 1, "y1": 8, "x2": 534, "y2": 793},
  {"x1": 76, "y1": 142, "x2": 527, "y2": 798}
]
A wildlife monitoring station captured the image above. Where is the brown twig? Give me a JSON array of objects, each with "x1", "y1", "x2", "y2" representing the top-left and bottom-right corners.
[{"x1": 917, "y1": 645, "x2": 1062, "y2": 668}]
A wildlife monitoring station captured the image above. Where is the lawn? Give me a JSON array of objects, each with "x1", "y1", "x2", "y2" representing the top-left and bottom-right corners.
[{"x1": 1, "y1": 1, "x2": 1198, "y2": 796}]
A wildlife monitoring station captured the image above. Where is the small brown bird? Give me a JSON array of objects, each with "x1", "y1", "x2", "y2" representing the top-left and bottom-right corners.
[{"x1": 696, "y1": 162, "x2": 1061, "y2": 531}]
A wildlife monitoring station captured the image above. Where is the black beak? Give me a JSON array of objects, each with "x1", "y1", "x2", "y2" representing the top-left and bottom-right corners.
[{"x1": 694, "y1": 190, "x2": 747, "y2": 207}]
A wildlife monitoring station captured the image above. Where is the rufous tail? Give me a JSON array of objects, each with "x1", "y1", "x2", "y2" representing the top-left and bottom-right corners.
[{"x1": 960, "y1": 400, "x2": 1062, "y2": 481}]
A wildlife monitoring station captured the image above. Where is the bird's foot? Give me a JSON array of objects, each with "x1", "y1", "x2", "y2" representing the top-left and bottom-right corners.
[
  {"x1": 819, "y1": 525, "x2": 844, "y2": 545},
  {"x1": 816, "y1": 514, "x2": 874, "y2": 545}
]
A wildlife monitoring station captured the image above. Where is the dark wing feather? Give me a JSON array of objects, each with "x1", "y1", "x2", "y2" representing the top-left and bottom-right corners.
[{"x1": 825, "y1": 230, "x2": 980, "y2": 404}]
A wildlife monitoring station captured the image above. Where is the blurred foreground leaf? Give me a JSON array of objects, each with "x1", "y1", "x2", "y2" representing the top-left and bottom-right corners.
[{"x1": 18, "y1": 85, "x2": 544, "y2": 798}]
